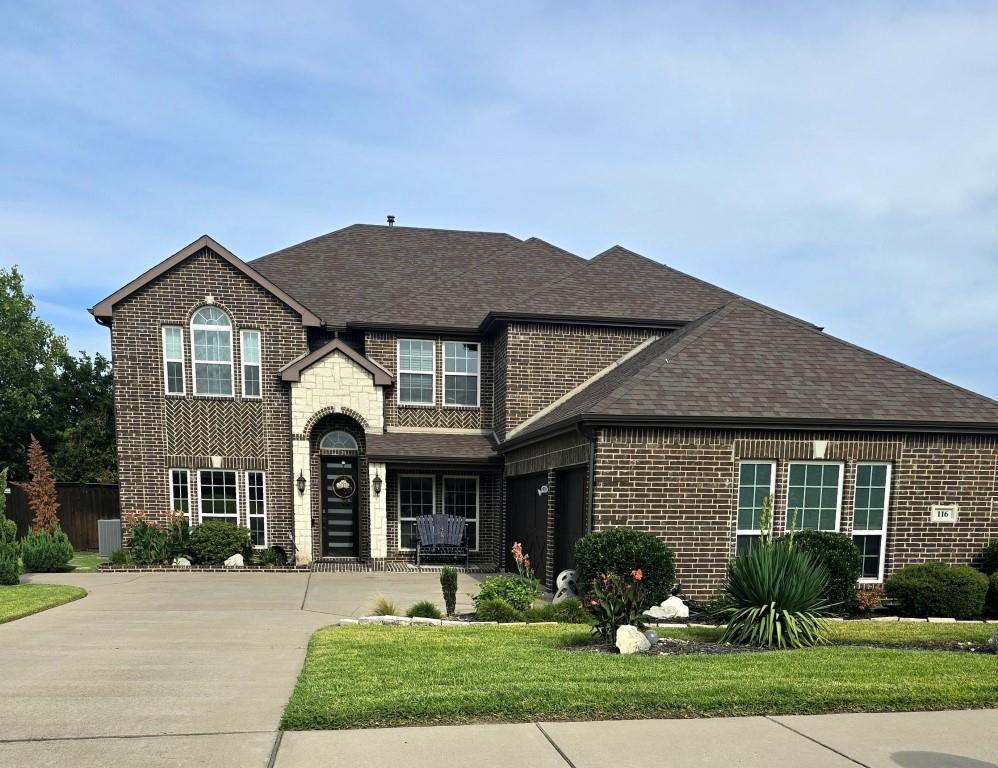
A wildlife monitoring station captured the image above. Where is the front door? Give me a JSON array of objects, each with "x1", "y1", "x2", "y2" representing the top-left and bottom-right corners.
[
  {"x1": 322, "y1": 457, "x2": 359, "y2": 557},
  {"x1": 506, "y1": 472, "x2": 549, "y2": 578}
]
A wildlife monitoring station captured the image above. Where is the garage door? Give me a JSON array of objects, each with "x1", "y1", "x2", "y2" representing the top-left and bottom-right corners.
[
  {"x1": 506, "y1": 473, "x2": 549, "y2": 576},
  {"x1": 553, "y1": 465, "x2": 587, "y2": 577}
]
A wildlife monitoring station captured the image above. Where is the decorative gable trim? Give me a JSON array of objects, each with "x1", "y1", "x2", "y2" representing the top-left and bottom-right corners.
[
  {"x1": 90, "y1": 235, "x2": 322, "y2": 327},
  {"x1": 279, "y1": 338, "x2": 393, "y2": 386}
]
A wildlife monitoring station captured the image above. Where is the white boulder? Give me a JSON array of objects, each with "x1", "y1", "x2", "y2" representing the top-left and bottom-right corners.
[
  {"x1": 615, "y1": 624, "x2": 651, "y2": 655},
  {"x1": 172, "y1": 557, "x2": 191, "y2": 567},
  {"x1": 643, "y1": 596, "x2": 689, "y2": 620},
  {"x1": 223, "y1": 553, "x2": 244, "y2": 568}
]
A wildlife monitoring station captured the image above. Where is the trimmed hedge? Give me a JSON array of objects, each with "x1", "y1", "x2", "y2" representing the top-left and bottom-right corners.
[
  {"x1": 885, "y1": 562, "x2": 989, "y2": 619},
  {"x1": 20, "y1": 527, "x2": 74, "y2": 572},
  {"x1": 575, "y1": 527, "x2": 675, "y2": 607},
  {"x1": 780, "y1": 530, "x2": 861, "y2": 612},
  {"x1": 987, "y1": 572, "x2": 998, "y2": 616},
  {"x1": 476, "y1": 597, "x2": 523, "y2": 623},
  {"x1": 0, "y1": 540, "x2": 20, "y2": 585},
  {"x1": 189, "y1": 521, "x2": 251, "y2": 565}
]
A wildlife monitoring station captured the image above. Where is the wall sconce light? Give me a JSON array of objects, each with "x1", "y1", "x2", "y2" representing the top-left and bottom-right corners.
[
  {"x1": 372, "y1": 471, "x2": 383, "y2": 497},
  {"x1": 296, "y1": 471, "x2": 307, "y2": 495}
]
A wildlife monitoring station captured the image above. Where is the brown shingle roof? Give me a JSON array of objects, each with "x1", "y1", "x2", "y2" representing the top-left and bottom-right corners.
[
  {"x1": 495, "y1": 246, "x2": 738, "y2": 324},
  {"x1": 250, "y1": 224, "x2": 521, "y2": 329},
  {"x1": 508, "y1": 300, "x2": 998, "y2": 442},
  {"x1": 366, "y1": 432, "x2": 498, "y2": 464}
]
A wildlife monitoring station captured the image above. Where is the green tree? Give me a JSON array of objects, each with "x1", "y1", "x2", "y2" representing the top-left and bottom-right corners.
[
  {"x1": 0, "y1": 266, "x2": 65, "y2": 479},
  {"x1": 47, "y1": 351, "x2": 117, "y2": 483}
]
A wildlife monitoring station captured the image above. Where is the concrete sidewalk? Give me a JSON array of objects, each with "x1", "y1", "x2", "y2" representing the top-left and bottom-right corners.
[{"x1": 271, "y1": 711, "x2": 998, "y2": 768}]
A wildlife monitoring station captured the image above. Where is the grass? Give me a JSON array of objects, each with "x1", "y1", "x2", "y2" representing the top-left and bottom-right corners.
[
  {"x1": 281, "y1": 623, "x2": 998, "y2": 730},
  {"x1": 67, "y1": 551, "x2": 106, "y2": 572},
  {"x1": 0, "y1": 584, "x2": 87, "y2": 624}
]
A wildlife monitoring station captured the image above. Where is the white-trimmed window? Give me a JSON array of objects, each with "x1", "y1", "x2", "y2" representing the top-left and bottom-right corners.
[
  {"x1": 852, "y1": 463, "x2": 891, "y2": 582},
  {"x1": 787, "y1": 462, "x2": 843, "y2": 532},
  {"x1": 191, "y1": 306, "x2": 233, "y2": 396},
  {"x1": 169, "y1": 469, "x2": 190, "y2": 518},
  {"x1": 198, "y1": 469, "x2": 238, "y2": 525},
  {"x1": 444, "y1": 476, "x2": 479, "y2": 551},
  {"x1": 398, "y1": 474, "x2": 434, "y2": 550},
  {"x1": 319, "y1": 430, "x2": 359, "y2": 452},
  {"x1": 241, "y1": 329, "x2": 262, "y2": 398},
  {"x1": 443, "y1": 341, "x2": 480, "y2": 407},
  {"x1": 162, "y1": 326, "x2": 185, "y2": 395},
  {"x1": 246, "y1": 471, "x2": 267, "y2": 548},
  {"x1": 398, "y1": 339, "x2": 435, "y2": 405},
  {"x1": 736, "y1": 461, "x2": 775, "y2": 554}
]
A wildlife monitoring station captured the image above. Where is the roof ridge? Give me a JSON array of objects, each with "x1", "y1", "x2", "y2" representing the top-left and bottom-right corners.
[
  {"x1": 591, "y1": 302, "x2": 742, "y2": 415},
  {"x1": 347, "y1": 223, "x2": 518, "y2": 238}
]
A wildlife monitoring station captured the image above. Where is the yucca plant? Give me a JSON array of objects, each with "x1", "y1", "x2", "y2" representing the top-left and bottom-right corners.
[
  {"x1": 720, "y1": 540, "x2": 832, "y2": 648},
  {"x1": 719, "y1": 496, "x2": 832, "y2": 649}
]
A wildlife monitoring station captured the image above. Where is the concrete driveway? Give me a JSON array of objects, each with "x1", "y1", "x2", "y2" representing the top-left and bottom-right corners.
[{"x1": 0, "y1": 570, "x2": 482, "y2": 768}]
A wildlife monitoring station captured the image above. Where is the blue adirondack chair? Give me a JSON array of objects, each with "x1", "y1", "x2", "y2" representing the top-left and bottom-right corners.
[{"x1": 415, "y1": 513, "x2": 469, "y2": 568}]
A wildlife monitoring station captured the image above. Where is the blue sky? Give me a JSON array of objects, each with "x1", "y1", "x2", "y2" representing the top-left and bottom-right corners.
[{"x1": 2, "y1": 2, "x2": 998, "y2": 397}]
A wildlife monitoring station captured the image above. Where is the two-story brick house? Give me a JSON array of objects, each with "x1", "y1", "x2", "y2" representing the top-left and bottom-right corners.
[{"x1": 91, "y1": 223, "x2": 998, "y2": 597}]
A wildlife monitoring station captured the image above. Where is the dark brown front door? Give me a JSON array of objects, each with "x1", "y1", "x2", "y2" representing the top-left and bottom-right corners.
[
  {"x1": 322, "y1": 457, "x2": 359, "y2": 557},
  {"x1": 506, "y1": 472, "x2": 548, "y2": 577},
  {"x1": 553, "y1": 465, "x2": 587, "y2": 577}
]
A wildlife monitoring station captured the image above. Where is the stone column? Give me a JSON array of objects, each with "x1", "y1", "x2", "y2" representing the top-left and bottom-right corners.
[
  {"x1": 369, "y1": 461, "x2": 388, "y2": 559},
  {"x1": 292, "y1": 438, "x2": 313, "y2": 564}
]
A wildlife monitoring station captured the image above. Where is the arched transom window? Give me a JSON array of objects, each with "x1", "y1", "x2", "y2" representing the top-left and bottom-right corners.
[
  {"x1": 191, "y1": 306, "x2": 233, "y2": 396},
  {"x1": 319, "y1": 430, "x2": 359, "y2": 452}
]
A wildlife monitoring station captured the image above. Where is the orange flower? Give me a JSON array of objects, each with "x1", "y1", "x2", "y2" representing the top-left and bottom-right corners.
[{"x1": 631, "y1": 568, "x2": 644, "y2": 582}]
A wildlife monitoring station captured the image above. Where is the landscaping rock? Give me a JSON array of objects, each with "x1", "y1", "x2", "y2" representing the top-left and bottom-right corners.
[
  {"x1": 338, "y1": 618, "x2": 359, "y2": 625},
  {"x1": 615, "y1": 624, "x2": 651, "y2": 654},
  {"x1": 900, "y1": 617, "x2": 927, "y2": 622},
  {"x1": 223, "y1": 554, "x2": 244, "y2": 568},
  {"x1": 928, "y1": 617, "x2": 957, "y2": 623},
  {"x1": 645, "y1": 596, "x2": 690, "y2": 620},
  {"x1": 871, "y1": 616, "x2": 899, "y2": 622},
  {"x1": 410, "y1": 617, "x2": 442, "y2": 626},
  {"x1": 172, "y1": 557, "x2": 191, "y2": 567}
]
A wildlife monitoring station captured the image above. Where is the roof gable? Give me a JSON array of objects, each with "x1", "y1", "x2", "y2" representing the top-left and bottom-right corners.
[
  {"x1": 279, "y1": 338, "x2": 393, "y2": 385},
  {"x1": 90, "y1": 235, "x2": 322, "y2": 326},
  {"x1": 509, "y1": 299, "x2": 998, "y2": 442}
]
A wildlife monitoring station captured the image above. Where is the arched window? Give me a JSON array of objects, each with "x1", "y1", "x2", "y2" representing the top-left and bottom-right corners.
[
  {"x1": 191, "y1": 306, "x2": 233, "y2": 396},
  {"x1": 319, "y1": 430, "x2": 359, "y2": 452}
]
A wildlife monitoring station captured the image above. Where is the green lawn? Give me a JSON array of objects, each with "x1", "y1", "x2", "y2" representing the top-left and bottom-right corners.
[
  {"x1": 0, "y1": 584, "x2": 87, "y2": 624},
  {"x1": 67, "y1": 551, "x2": 106, "y2": 572},
  {"x1": 281, "y1": 623, "x2": 998, "y2": 730}
]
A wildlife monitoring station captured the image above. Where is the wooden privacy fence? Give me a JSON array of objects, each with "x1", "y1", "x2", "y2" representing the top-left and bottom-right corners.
[{"x1": 6, "y1": 483, "x2": 120, "y2": 551}]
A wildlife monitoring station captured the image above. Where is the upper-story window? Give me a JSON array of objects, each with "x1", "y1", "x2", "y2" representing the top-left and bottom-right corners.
[
  {"x1": 191, "y1": 306, "x2": 233, "y2": 397},
  {"x1": 398, "y1": 339, "x2": 435, "y2": 405},
  {"x1": 241, "y1": 329, "x2": 262, "y2": 398},
  {"x1": 162, "y1": 326, "x2": 185, "y2": 395},
  {"x1": 444, "y1": 342, "x2": 479, "y2": 407}
]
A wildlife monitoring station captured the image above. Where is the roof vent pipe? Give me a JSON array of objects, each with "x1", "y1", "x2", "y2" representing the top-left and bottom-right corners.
[{"x1": 387, "y1": 214, "x2": 395, "y2": 227}]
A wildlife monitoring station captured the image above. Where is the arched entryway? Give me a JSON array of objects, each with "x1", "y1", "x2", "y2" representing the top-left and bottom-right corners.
[{"x1": 309, "y1": 414, "x2": 369, "y2": 560}]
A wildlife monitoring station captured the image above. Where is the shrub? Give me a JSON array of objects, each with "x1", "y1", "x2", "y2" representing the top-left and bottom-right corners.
[
  {"x1": 855, "y1": 585, "x2": 885, "y2": 613},
  {"x1": 885, "y1": 562, "x2": 989, "y2": 619},
  {"x1": 440, "y1": 566, "x2": 458, "y2": 615},
  {"x1": 406, "y1": 600, "x2": 443, "y2": 619},
  {"x1": 0, "y1": 539, "x2": 21, "y2": 585},
  {"x1": 981, "y1": 540, "x2": 998, "y2": 575},
  {"x1": 587, "y1": 569, "x2": 648, "y2": 641},
  {"x1": 165, "y1": 513, "x2": 191, "y2": 559},
  {"x1": 719, "y1": 539, "x2": 831, "y2": 648},
  {"x1": 986, "y1": 572, "x2": 998, "y2": 617},
  {"x1": 369, "y1": 594, "x2": 400, "y2": 616},
  {"x1": 20, "y1": 526, "x2": 74, "y2": 572},
  {"x1": 0, "y1": 468, "x2": 17, "y2": 545},
  {"x1": 255, "y1": 547, "x2": 286, "y2": 567},
  {"x1": 476, "y1": 597, "x2": 523, "y2": 623},
  {"x1": 474, "y1": 574, "x2": 538, "y2": 612},
  {"x1": 188, "y1": 521, "x2": 250, "y2": 565},
  {"x1": 575, "y1": 528, "x2": 675, "y2": 607},
  {"x1": 107, "y1": 548, "x2": 132, "y2": 565},
  {"x1": 778, "y1": 530, "x2": 861, "y2": 612},
  {"x1": 125, "y1": 513, "x2": 171, "y2": 565},
  {"x1": 551, "y1": 597, "x2": 591, "y2": 624},
  {"x1": 21, "y1": 435, "x2": 60, "y2": 534}
]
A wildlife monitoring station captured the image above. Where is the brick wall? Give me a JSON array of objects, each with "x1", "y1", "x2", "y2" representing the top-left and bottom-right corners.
[
  {"x1": 592, "y1": 427, "x2": 998, "y2": 598},
  {"x1": 365, "y1": 332, "x2": 493, "y2": 430},
  {"x1": 502, "y1": 323, "x2": 655, "y2": 437},
  {"x1": 111, "y1": 247, "x2": 307, "y2": 548}
]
